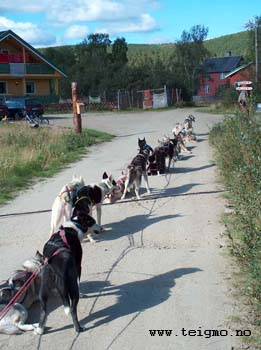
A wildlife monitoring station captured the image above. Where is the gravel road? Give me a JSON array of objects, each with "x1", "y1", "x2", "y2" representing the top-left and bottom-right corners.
[{"x1": 0, "y1": 108, "x2": 241, "y2": 350}]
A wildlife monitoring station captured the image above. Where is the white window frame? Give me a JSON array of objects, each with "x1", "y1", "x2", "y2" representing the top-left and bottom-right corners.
[
  {"x1": 0, "y1": 81, "x2": 7, "y2": 94},
  {"x1": 219, "y1": 72, "x2": 225, "y2": 80},
  {"x1": 204, "y1": 85, "x2": 210, "y2": 94},
  {"x1": 26, "y1": 81, "x2": 35, "y2": 94}
]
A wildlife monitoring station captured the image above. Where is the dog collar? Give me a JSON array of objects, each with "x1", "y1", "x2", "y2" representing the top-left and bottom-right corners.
[{"x1": 74, "y1": 195, "x2": 93, "y2": 206}]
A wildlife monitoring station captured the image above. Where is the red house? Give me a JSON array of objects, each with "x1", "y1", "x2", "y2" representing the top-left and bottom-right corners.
[{"x1": 195, "y1": 53, "x2": 253, "y2": 101}]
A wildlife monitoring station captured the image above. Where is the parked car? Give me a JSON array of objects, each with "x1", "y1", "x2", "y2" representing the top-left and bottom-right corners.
[
  {"x1": 0, "y1": 98, "x2": 9, "y2": 120},
  {"x1": 4, "y1": 98, "x2": 44, "y2": 120}
]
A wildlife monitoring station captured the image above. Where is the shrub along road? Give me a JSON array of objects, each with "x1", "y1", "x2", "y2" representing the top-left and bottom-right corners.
[{"x1": 0, "y1": 109, "x2": 243, "y2": 350}]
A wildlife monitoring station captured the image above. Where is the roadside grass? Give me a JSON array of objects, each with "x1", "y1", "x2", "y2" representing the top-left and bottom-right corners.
[
  {"x1": 0, "y1": 123, "x2": 114, "y2": 205},
  {"x1": 209, "y1": 111, "x2": 261, "y2": 347},
  {"x1": 197, "y1": 105, "x2": 238, "y2": 115}
]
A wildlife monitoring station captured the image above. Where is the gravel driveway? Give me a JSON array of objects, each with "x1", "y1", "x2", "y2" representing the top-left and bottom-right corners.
[{"x1": 0, "y1": 108, "x2": 241, "y2": 350}]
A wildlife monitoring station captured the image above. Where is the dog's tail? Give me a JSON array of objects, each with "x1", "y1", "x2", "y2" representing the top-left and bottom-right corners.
[{"x1": 0, "y1": 323, "x2": 23, "y2": 335}]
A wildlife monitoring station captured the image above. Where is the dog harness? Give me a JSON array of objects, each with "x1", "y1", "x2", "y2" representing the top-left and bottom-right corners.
[
  {"x1": 59, "y1": 186, "x2": 76, "y2": 204},
  {"x1": 43, "y1": 229, "x2": 71, "y2": 263}
]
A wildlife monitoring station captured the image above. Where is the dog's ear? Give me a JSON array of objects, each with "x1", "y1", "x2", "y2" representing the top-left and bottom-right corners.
[
  {"x1": 102, "y1": 172, "x2": 108, "y2": 179},
  {"x1": 35, "y1": 250, "x2": 43, "y2": 259},
  {"x1": 79, "y1": 176, "x2": 84, "y2": 184}
]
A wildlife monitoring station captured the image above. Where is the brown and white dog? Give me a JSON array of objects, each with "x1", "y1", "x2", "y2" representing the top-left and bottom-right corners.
[
  {"x1": 0, "y1": 252, "x2": 43, "y2": 335},
  {"x1": 183, "y1": 115, "x2": 197, "y2": 142},
  {"x1": 172, "y1": 123, "x2": 191, "y2": 154}
]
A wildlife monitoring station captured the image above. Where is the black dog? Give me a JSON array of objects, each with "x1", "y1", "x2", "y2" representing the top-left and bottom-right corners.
[{"x1": 35, "y1": 212, "x2": 101, "y2": 335}]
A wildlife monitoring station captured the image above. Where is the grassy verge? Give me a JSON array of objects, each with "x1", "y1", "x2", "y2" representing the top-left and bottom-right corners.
[
  {"x1": 209, "y1": 112, "x2": 261, "y2": 347},
  {"x1": 0, "y1": 123, "x2": 114, "y2": 205},
  {"x1": 197, "y1": 105, "x2": 238, "y2": 115}
]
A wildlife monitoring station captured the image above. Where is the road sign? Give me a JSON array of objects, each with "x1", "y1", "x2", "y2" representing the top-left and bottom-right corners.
[
  {"x1": 236, "y1": 86, "x2": 253, "y2": 91},
  {"x1": 237, "y1": 81, "x2": 252, "y2": 86}
]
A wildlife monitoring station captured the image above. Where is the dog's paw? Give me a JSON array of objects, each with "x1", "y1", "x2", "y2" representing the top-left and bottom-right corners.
[
  {"x1": 64, "y1": 306, "x2": 70, "y2": 315},
  {"x1": 87, "y1": 234, "x2": 97, "y2": 243},
  {"x1": 34, "y1": 326, "x2": 44, "y2": 335}
]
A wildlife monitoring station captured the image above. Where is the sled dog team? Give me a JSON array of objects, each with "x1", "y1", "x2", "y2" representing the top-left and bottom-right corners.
[{"x1": 0, "y1": 115, "x2": 196, "y2": 335}]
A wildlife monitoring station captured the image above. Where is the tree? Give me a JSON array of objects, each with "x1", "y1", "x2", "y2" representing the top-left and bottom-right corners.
[
  {"x1": 111, "y1": 37, "x2": 128, "y2": 66},
  {"x1": 175, "y1": 25, "x2": 209, "y2": 98},
  {"x1": 74, "y1": 33, "x2": 112, "y2": 95}
]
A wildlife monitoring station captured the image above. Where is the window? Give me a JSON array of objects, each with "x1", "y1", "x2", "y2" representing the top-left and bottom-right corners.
[
  {"x1": 219, "y1": 72, "x2": 225, "y2": 80},
  {"x1": 0, "y1": 81, "x2": 7, "y2": 94},
  {"x1": 26, "y1": 81, "x2": 35, "y2": 94},
  {"x1": 204, "y1": 85, "x2": 210, "y2": 94}
]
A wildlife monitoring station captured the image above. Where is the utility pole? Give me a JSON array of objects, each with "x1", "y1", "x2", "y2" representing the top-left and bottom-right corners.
[{"x1": 255, "y1": 24, "x2": 258, "y2": 87}]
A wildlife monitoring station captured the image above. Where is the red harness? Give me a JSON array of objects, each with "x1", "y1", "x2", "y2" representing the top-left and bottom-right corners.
[
  {"x1": 44, "y1": 229, "x2": 71, "y2": 264},
  {"x1": 0, "y1": 230, "x2": 72, "y2": 322}
]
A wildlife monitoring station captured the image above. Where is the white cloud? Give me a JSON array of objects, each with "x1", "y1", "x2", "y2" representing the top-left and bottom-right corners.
[
  {"x1": 0, "y1": 2, "x2": 46, "y2": 13},
  {"x1": 96, "y1": 14, "x2": 159, "y2": 34},
  {"x1": 0, "y1": 17, "x2": 56, "y2": 46},
  {"x1": 64, "y1": 25, "x2": 89, "y2": 39},
  {"x1": 0, "y1": 1, "x2": 161, "y2": 44}
]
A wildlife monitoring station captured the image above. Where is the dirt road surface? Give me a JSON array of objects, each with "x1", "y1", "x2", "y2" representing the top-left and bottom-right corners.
[{"x1": 0, "y1": 109, "x2": 240, "y2": 350}]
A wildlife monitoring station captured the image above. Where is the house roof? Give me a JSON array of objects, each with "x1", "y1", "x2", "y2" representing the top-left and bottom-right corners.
[
  {"x1": 0, "y1": 30, "x2": 67, "y2": 77},
  {"x1": 202, "y1": 55, "x2": 242, "y2": 73},
  {"x1": 224, "y1": 62, "x2": 252, "y2": 78}
]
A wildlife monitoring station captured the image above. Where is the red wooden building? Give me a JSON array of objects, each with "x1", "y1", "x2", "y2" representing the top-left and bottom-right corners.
[{"x1": 195, "y1": 52, "x2": 253, "y2": 101}]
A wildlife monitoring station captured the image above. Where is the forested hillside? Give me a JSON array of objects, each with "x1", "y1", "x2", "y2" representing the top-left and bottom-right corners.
[
  {"x1": 126, "y1": 31, "x2": 250, "y2": 58},
  {"x1": 39, "y1": 28, "x2": 256, "y2": 100}
]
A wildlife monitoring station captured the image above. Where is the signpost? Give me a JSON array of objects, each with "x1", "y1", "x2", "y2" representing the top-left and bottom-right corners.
[
  {"x1": 236, "y1": 86, "x2": 253, "y2": 91},
  {"x1": 71, "y1": 82, "x2": 82, "y2": 134},
  {"x1": 236, "y1": 81, "x2": 252, "y2": 115}
]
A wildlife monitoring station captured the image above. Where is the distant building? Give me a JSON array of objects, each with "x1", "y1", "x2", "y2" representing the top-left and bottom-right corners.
[
  {"x1": 195, "y1": 52, "x2": 253, "y2": 101},
  {"x1": 0, "y1": 30, "x2": 66, "y2": 101}
]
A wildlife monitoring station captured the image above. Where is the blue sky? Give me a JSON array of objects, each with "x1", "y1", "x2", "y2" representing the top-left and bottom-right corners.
[{"x1": 0, "y1": 0, "x2": 260, "y2": 47}]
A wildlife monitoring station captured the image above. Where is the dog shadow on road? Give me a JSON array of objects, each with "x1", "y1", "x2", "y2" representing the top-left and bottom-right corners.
[
  {"x1": 43, "y1": 268, "x2": 202, "y2": 334},
  {"x1": 101, "y1": 213, "x2": 181, "y2": 241},
  {"x1": 80, "y1": 267, "x2": 202, "y2": 330},
  {"x1": 171, "y1": 163, "x2": 215, "y2": 174},
  {"x1": 144, "y1": 182, "x2": 202, "y2": 198}
]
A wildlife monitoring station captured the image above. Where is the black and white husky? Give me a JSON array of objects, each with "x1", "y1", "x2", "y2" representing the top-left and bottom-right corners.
[
  {"x1": 50, "y1": 173, "x2": 117, "y2": 239},
  {"x1": 74, "y1": 172, "x2": 118, "y2": 241},
  {"x1": 35, "y1": 212, "x2": 102, "y2": 335},
  {"x1": 121, "y1": 138, "x2": 151, "y2": 200},
  {"x1": 0, "y1": 252, "x2": 43, "y2": 335}
]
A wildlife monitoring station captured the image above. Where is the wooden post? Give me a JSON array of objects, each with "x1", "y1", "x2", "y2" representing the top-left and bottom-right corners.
[{"x1": 71, "y1": 82, "x2": 82, "y2": 134}]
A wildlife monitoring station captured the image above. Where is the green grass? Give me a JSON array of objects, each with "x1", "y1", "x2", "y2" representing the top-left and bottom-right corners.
[
  {"x1": 209, "y1": 111, "x2": 261, "y2": 348},
  {"x1": 0, "y1": 123, "x2": 114, "y2": 205}
]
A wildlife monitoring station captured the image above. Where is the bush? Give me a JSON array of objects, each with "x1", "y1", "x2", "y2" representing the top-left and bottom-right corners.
[{"x1": 209, "y1": 112, "x2": 261, "y2": 302}]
